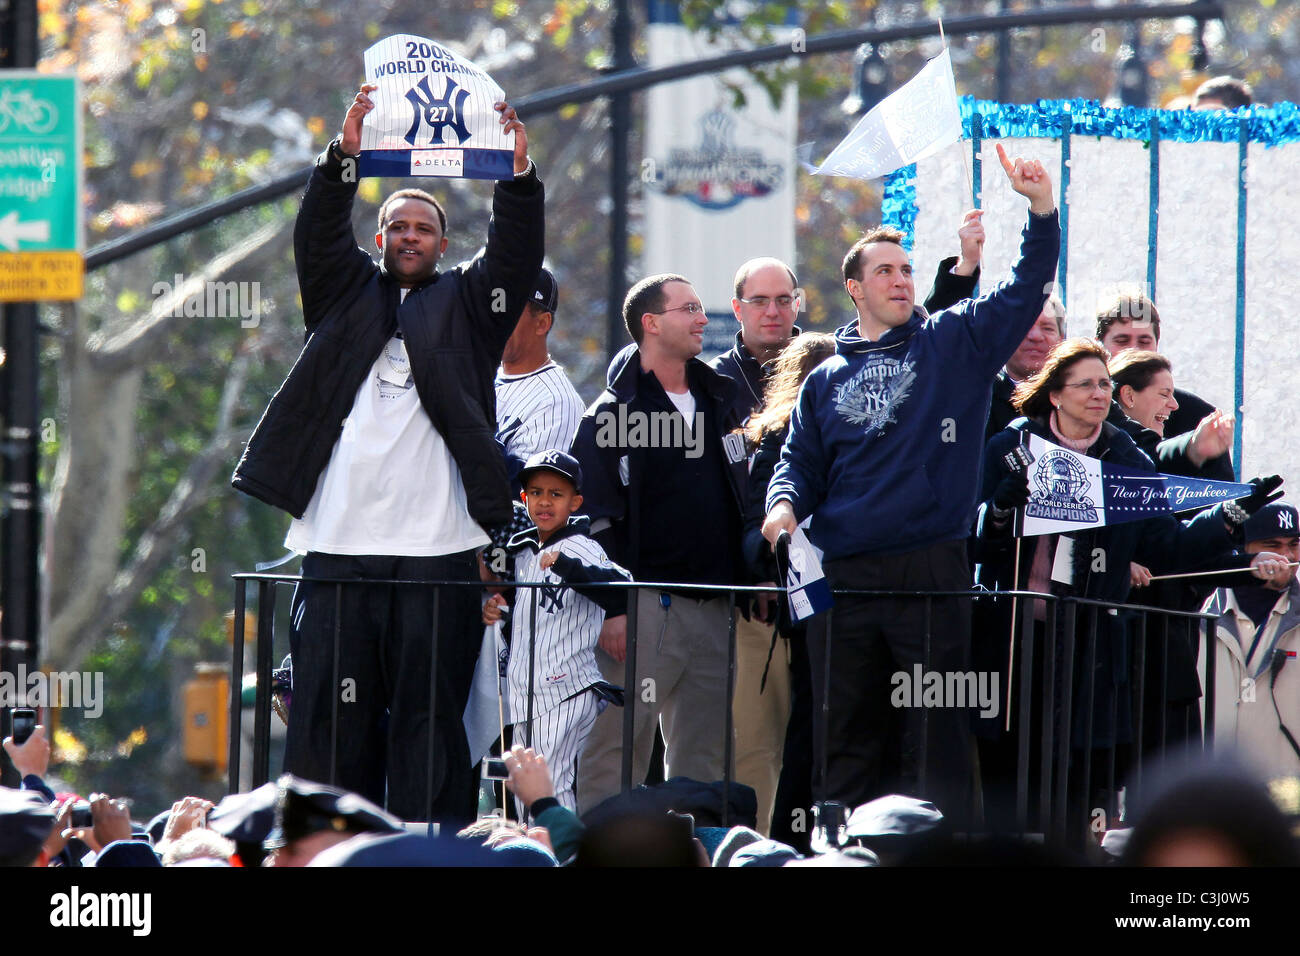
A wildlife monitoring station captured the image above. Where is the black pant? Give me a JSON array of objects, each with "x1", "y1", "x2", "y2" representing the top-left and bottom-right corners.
[
  {"x1": 285, "y1": 551, "x2": 481, "y2": 825},
  {"x1": 808, "y1": 540, "x2": 974, "y2": 823},
  {"x1": 771, "y1": 628, "x2": 812, "y2": 854}
]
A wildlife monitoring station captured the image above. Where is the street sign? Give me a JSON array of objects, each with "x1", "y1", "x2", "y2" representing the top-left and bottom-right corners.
[{"x1": 0, "y1": 72, "x2": 81, "y2": 301}]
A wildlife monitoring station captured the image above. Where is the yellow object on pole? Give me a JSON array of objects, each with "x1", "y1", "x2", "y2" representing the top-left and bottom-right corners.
[{"x1": 182, "y1": 663, "x2": 229, "y2": 773}]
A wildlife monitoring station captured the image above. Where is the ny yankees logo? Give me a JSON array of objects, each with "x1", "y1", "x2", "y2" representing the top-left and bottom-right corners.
[
  {"x1": 1280, "y1": 509, "x2": 1295, "y2": 531},
  {"x1": 539, "y1": 579, "x2": 567, "y2": 613},
  {"x1": 404, "y1": 75, "x2": 471, "y2": 146}
]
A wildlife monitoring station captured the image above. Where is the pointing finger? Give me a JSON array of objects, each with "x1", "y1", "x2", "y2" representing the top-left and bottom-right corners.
[{"x1": 995, "y1": 142, "x2": 1015, "y2": 175}]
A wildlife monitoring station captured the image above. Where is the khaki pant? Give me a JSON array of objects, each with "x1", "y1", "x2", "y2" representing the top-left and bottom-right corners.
[
  {"x1": 732, "y1": 610, "x2": 791, "y2": 835},
  {"x1": 576, "y1": 590, "x2": 733, "y2": 815}
]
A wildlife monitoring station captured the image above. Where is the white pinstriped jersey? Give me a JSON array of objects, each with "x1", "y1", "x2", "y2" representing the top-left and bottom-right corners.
[
  {"x1": 495, "y1": 361, "x2": 585, "y2": 462},
  {"x1": 508, "y1": 531, "x2": 629, "y2": 719}
]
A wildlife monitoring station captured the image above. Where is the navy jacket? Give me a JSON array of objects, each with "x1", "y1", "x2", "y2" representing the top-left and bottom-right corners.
[
  {"x1": 768, "y1": 211, "x2": 1060, "y2": 560},
  {"x1": 973, "y1": 416, "x2": 1238, "y2": 747},
  {"x1": 569, "y1": 346, "x2": 747, "y2": 585}
]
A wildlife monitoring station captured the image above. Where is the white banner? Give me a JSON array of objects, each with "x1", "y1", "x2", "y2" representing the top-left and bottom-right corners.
[
  {"x1": 358, "y1": 34, "x2": 513, "y2": 180},
  {"x1": 641, "y1": 15, "x2": 797, "y2": 353},
  {"x1": 1019, "y1": 433, "x2": 1106, "y2": 537},
  {"x1": 809, "y1": 48, "x2": 961, "y2": 181}
]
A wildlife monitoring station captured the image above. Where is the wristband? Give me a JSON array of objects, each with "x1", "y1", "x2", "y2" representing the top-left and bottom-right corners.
[
  {"x1": 529, "y1": 796, "x2": 560, "y2": 816},
  {"x1": 331, "y1": 139, "x2": 360, "y2": 161},
  {"x1": 1223, "y1": 499, "x2": 1249, "y2": 525}
]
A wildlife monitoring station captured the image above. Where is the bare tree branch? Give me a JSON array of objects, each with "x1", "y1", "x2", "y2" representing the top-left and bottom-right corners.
[{"x1": 86, "y1": 219, "x2": 289, "y2": 373}]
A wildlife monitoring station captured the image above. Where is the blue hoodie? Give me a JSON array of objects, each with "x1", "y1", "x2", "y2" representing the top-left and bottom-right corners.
[{"x1": 767, "y1": 210, "x2": 1060, "y2": 560}]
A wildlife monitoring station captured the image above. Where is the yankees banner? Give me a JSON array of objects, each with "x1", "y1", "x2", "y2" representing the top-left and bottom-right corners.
[
  {"x1": 1015, "y1": 433, "x2": 1253, "y2": 538},
  {"x1": 782, "y1": 527, "x2": 833, "y2": 622},
  {"x1": 358, "y1": 34, "x2": 514, "y2": 180}
]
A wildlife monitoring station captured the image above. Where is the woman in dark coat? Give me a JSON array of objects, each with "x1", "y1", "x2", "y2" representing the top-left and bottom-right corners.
[
  {"x1": 1108, "y1": 350, "x2": 1237, "y2": 754},
  {"x1": 740, "y1": 332, "x2": 835, "y2": 853},
  {"x1": 973, "y1": 338, "x2": 1278, "y2": 834}
]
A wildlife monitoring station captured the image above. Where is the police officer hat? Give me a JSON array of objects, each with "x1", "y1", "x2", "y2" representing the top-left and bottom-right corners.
[
  {"x1": 0, "y1": 787, "x2": 56, "y2": 865},
  {"x1": 208, "y1": 781, "x2": 279, "y2": 846},
  {"x1": 263, "y1": 775, "x2": 403, "y2": 851},
  {"x1": 1243, "y1": 502, "x2": 1300, "y2": 544},
  {"x1": 518, "y1": 449, "x2": 583, "y2": 494}
]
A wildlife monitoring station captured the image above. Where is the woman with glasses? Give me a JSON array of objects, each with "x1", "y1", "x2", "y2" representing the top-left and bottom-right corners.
[{"x1": 971, "y1": 337, "x2": 1281, "y2": 835}]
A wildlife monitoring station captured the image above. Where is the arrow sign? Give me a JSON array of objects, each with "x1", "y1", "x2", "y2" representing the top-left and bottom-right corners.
[{"x1": 0, "y1": 211, "x2": 50, "y2": 251}]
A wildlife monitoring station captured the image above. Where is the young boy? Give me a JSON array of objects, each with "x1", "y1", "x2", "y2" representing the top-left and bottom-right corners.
[{"x1": 483, "y1": 449, "x2": 630, "y2": 815}]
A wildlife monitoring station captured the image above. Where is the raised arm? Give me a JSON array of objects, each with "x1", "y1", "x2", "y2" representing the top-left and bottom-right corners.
[
  {"x1": 923, "y1": 209, "x2": 984, "y2": 313},
  {"x1": 461, "y1": 101, "x2": 545, "y2": 364},
  {"x1": 293, "y1": 85, "x2": 385, "y2": 334}
]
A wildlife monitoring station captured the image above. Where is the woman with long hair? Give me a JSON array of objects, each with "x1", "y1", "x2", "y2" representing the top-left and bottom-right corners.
[
  {"x1": 740, "y1": 331, "x2": 834, "y2": 852},
  {"x1": 973, "y1": 337, "x2": 1281, "y2": 835}
]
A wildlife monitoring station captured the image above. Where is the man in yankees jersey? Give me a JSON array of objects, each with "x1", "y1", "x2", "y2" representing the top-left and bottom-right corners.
[
  {"x1": 483, "y1": 450, "x2": 630, "y2": 815},
  {"x1": 484, "y1": 268, "x2": 586, "y2": 578},
  {"x1": 495, "y1": 268, "x2": 585, "y2": 493}
]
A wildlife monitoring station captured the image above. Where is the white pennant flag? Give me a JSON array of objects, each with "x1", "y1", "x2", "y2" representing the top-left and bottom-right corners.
[{"x1": 808, "y1": 47, "x2": 961, "y2": 181}]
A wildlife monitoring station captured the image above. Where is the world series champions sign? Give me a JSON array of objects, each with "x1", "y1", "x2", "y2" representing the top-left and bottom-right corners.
[{"x1": 357, "y1": 34, "x2": 514, "y2": 180}]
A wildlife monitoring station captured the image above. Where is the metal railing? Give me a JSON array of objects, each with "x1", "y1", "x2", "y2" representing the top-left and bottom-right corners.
[{"x1": 228, "y1": 572, "x2": 1218, "y2": 847}]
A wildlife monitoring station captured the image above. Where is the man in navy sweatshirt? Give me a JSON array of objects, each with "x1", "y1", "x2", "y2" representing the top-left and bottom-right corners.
[{"x1": 762, "y1": 144, "x2": 1060, "y2": 820}]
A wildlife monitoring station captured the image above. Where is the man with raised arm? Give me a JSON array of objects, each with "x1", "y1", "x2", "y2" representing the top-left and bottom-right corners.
[
  {"x1": 233, "y1": 83, "x2": 544, "y2": 824},
  {"x1": 762, "y1": 144, "x2": 1060, "y2": 821}
]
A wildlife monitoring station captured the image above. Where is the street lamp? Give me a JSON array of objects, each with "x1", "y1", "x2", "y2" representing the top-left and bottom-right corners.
[{"x1": 842, "y1": 43, "x2": 890, "y2": 117}]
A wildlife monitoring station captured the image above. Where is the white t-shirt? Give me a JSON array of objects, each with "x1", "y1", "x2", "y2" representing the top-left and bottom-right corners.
[
  {"x1": 666, "y1": 388, "x2": 696, "y2": 430},
  {"x1": 286, "y1": 298, "x2": 490, "y2": 556}
]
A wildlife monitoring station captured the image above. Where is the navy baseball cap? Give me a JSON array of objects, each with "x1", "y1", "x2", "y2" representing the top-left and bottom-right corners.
[
  {"x1": 1243, "y1": 502, "x2": 1300, "y2": 543},
  {"x1": 0, "y1": 787, "x2": 55, "y2": 864},
  {"x1": 518, "y1": 449, "x2": 582, "y2": 494},
  {"x1": 531, "y1": 268, "x2": 558, "y2": 314},
  {"x1": 263, "y1": 774, "x2": 403, "y2": 851},
  {"x1": 208, "y1": 782, "x2": 279, "y2": 846}
]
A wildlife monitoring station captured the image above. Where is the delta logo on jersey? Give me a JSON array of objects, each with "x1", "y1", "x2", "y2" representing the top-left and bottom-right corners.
[{"x1": 646, "y1": 109, "x2": 784, "y2": 210}]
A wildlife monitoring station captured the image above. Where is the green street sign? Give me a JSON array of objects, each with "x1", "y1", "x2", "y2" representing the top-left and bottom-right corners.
[{"x1": 0, "y1": 71, "x2": 82, "y2": 301}]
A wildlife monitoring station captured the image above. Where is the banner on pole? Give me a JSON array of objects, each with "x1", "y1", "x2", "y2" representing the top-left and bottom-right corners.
[
  {"x1": 642, "y1": 10, "x2": 798, "y2": 355},
  {"x1": 1016, "y1": 433, "x2": 1252, "y2": 538},
  {"x1": 806, "y1": 48, "x2": 961, "y2": 181}
]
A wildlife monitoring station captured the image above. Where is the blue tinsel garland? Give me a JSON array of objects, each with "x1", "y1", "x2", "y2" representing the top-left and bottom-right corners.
[{"x1": 881, "y1": 97, "x2": 1300, "y2": 242}]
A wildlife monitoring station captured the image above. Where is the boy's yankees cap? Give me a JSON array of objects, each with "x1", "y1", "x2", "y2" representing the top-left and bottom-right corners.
[
  {"x1": 519, "y1": 449, "x2": 582, "y2": 493},
  {"x1": 1243, "y1": 502, "x2": 1299, "y2": 543},
  {"x1": 532, "y1": 268, "x2": 558, "y2": 314}
]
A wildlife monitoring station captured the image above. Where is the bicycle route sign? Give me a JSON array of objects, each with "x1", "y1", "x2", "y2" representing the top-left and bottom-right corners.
[{"x1": 0, "y1": 72, "x2": 82, "y2": 301}]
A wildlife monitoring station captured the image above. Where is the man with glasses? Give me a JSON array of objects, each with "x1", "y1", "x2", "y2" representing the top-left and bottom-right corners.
[
  {"x1": 569, "y1": 273, "x2": 749, "y2": 813},
  {"x1": 763, "y1": 145, "x2": 1060, "y2": 822}
]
